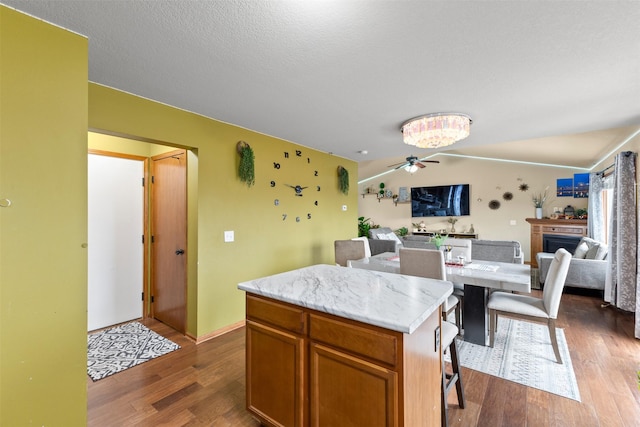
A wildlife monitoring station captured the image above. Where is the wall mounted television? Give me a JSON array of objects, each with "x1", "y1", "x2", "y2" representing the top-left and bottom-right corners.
[{"x1": 411, "y1": 184, "x2": 470, "y2": 217}]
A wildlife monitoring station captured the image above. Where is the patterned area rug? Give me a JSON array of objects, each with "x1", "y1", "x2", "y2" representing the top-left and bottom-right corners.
[
  {"x1": 450, "y1": 318, "x2": 580, "y2": 401},
  {"x1": 87, "y1": 321, "x2": 180, "y2": 381}
]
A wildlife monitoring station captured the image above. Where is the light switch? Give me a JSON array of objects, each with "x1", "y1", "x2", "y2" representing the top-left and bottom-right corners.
[
  {"x1": 510, "y1": 220, "x2": 517, "y2": 226},
  {"x1": 224, "y1": 230, "x2": 234, "y2": 242}
]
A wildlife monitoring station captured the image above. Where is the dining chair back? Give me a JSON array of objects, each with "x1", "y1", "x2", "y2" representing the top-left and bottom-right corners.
[
  {"x1": 399, "y1": 248, "x2": 461, "y2": 330},
  {"x1": 334, "y1": 240, "x2": 366, "y2": 267},
  {"x1": 487, "y1": 248, "x2": 571, "y2": 363}
]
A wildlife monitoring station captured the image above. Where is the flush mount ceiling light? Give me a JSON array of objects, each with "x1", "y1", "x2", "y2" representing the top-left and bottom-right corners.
[{"x1": 401, "y1": 113, "x2": 472, "y2": 149}]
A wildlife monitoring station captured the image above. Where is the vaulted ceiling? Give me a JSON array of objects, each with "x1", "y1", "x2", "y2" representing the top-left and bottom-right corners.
[{"x1": 5, "y1": 1, "x2": 639, "y2": 175}]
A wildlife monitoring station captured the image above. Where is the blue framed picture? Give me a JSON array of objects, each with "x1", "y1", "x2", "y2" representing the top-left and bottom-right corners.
[
  {"x1": 574, "y1": 173, "x2": 589, "y2": 198},
  {"x1": 557, "y1": 178, "x2": 573, "y2": 197}
]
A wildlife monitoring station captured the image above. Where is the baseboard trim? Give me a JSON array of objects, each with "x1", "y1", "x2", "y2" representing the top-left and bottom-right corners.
[{"x1": 191, "y1": 320, "x2": 246, "y2": 344}]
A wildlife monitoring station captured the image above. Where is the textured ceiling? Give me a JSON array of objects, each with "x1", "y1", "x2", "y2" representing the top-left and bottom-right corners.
[{"x1": 5, "y1": 0, "x2": 640, "y2": 174}]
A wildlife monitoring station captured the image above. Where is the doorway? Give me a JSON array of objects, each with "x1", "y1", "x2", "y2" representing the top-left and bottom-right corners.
[
  {"x1": 150, "y1": 149, "x2": 188, "y2": 333},
  {"x1": 87, "y1": 152, "x2": 145, "y2": 331}
]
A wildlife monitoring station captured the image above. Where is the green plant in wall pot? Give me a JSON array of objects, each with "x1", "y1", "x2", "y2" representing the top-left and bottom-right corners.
[
  {"x1": 396, "y1": 227, "x2": 408, "y2": 237},
  {"x1": 237, "y1": 140, "x2": 255, "y2": 187},
  {"x1": 337, "y1": 166, "x2": 349, "y2": 195}
]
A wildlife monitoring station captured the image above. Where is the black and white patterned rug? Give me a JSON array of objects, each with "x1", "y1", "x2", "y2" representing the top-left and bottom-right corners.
[
  {"x1": 447, "y1": 317, "x2": 580, "y2": 401},
  {"x1": 87, "y1": 321, "x2": 181, "y2": 381}
]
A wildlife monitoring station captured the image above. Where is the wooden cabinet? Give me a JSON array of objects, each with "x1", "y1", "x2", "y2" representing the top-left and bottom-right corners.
[
  {"x1": 526, "y1": 218, "x2": 587, "y2": 267},
  {"x1": 245, "y1": 294, "x2": 441, "y2": 427}
]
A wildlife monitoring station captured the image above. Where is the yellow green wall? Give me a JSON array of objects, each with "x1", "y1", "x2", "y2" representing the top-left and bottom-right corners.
[
  {"x1": 1, "y1": 7, "x2": 88, "y2": 426},
  {"x1": 88, "y1": 85, "x2": 359, "y2": 338}
]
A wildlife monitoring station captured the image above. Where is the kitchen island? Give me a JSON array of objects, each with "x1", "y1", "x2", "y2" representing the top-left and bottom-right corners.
[{"x1": 238, "y1": 264, "x2": 453, "y2": 427}]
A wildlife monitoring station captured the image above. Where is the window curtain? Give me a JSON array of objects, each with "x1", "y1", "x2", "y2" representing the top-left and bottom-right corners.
[
  {"x1": 588, "y1": 172, "x2": 613, "y2": 243},
  {"x1": 603, "y1": 151, "x2": 638, "y2": 338}
]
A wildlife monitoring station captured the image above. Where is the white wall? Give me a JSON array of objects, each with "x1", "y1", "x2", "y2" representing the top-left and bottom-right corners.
[{"x1": 358, "y1": 155, "x2": 589, "y2": 263}]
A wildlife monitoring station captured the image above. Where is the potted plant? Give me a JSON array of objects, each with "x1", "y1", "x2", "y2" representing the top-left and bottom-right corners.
[
  {"x1": 358, "y1": 216, "x2": 371, "y2": 237},
  {"x1": 395, "y1": 226, "x2": 408, "y2": 237},
  {"x1": 237, "y1": 141, "x2": 255, "y2": 187},
  {"x1": 432, "y1": 233, "x2": 447, "y2": 249}
]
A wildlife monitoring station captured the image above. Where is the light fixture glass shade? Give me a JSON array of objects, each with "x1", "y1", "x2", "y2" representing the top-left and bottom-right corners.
[
  {"x1": 401, "y1": 113, "x2": 472, "y2": 149},
  {"x1": 405, "y1": 164, "x2": 419, "y2": 173}
]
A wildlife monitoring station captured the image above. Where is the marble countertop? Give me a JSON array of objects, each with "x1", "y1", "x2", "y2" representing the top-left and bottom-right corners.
[{"x1": 238, "y1": 264, "x2": 453, "y2": 334}]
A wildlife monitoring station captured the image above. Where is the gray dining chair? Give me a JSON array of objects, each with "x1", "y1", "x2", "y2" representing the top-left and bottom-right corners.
[
  {"x1": 334, "y1": 240, "x2": 366, "y2": 267},
  {"x1": 487, "y1": 248, "x2": 572, "y2": 363},
  {"x1": 399, "y1": 247, "x2": 461, "y2": 331}
]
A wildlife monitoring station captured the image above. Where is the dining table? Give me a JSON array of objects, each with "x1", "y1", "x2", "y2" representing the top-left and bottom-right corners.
[{"x1": 348, "y1": 252, "x2": 531, "y2": 346}]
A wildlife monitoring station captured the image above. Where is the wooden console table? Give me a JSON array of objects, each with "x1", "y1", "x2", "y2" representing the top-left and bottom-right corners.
[
  {"x1": 413, "y1": 231, "x2": 478, "y2": 239},
  {"x1": 526, "y1": 218, "x2": 587, "y2": 267}
]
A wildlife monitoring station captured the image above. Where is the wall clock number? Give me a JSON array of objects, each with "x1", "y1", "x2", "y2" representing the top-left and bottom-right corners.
[
  {"x1": 274, "y1": 199, "x2": 279, "y2": 206},
  {"x1": 314, "y1": 200, "x2": 318, "y2": 206},
  {"x1": 284, "y1": 152, "x2": 289, "y2": 158},
  {"x1": 282, "y1": 214, "x2": 287, "y2": 221},
  {"x1": 317, "y1": 185, "x2": 321, "y2": 191},
  {"x1": 273, "y1": 162, "x2": 281, "y2": 169},
  {"x1": 270, "y1": 181, "x2": 276, "y2": 187},
  {"x1": 296, "y1": 216, "x2": 301, "y2": 222},
  {"x1": 307, "y1": 157, "x2": 311, "y2": 163},
  {"x1": 314, "y1": 170, "x2": 318, "y2": 176},
  {"x1": 307, "y1": 213, "x2": 312, "y2": 219},
  {"x1": 295, "y1": 150, "x2": 302, "y2": 157}
]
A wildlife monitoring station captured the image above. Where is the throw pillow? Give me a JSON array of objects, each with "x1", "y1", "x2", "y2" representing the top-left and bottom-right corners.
[
  {"x1": 385, "y1": 232, "x2": 403, "y2": 245},
  {"x1": 585, "y1": 243, "x2": 601, "y2": 259},
  {"x1": 594, "y1": 243, "x2": 608, "y2": 260},
  {"x1": 573, "y1": 240, "x2": 589, "y2": 259}
]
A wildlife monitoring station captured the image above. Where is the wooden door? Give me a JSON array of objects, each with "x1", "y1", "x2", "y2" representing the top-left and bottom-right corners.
[
  {"x1": 87, "y1": 152, "x2": 144, "y2": 331},
  {"x1": 246, "y1": 320, "x2": 307, "y2": 427},
  {"x1": 151, "y1": 149, "x2": 187, "y2": 333},
  {"x1": 310, "y1": 343, "x2": 398, "y2": 427}
]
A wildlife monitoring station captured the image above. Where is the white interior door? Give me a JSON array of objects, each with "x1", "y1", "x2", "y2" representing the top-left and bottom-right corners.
[{"x1": 88, "y1": 154, "x2": 143, "y2": 331}]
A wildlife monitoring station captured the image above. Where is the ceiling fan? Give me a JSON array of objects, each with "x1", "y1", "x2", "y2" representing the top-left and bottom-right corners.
[{"x1": 388, "y1": 155, "x2": 440, "y2": 171}]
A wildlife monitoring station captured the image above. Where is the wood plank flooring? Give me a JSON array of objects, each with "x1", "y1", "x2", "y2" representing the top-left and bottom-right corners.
[{"x1": 88, "y1": 288, "x2": 640, "y2": 426}]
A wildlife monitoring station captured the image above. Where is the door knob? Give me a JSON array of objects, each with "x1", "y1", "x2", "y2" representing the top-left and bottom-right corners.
[{"x1": 175, "y1": 249, "x2": 185, "y2": 255}]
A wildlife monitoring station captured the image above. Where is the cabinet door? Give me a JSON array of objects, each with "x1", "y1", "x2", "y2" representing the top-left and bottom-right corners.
[
  {"x1": 310, "y1": 343, "x2": 398, "y2": 427},
  {"x1": 246, "y1": 320, "x2": 306, "y2": 427}
]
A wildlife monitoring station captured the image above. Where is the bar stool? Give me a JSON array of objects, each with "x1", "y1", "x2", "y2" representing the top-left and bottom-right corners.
[{"x1": 441, "y1": 320, "x2": 465, "y2": 427}]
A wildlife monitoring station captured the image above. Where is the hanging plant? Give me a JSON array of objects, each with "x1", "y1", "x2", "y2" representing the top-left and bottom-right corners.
[
  {"x1": 337, "y1": 166, "x2": 349, "y2": 195},
  {"x1": 236, "y1": 141, "x2": 255, "y2": 187}
]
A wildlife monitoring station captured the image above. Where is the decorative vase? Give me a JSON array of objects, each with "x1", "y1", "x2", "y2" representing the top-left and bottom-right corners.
[
  {"x1": 535, "y1": 207, "x2": 543, "y2": 219},
  {"x1": 469, "y1": 224, "x2": 475, "y2": 233}
]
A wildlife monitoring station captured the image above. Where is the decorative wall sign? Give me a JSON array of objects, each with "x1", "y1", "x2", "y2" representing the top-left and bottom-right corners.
[{"x1": 398, "y1": 187, "x2": 409, "y2": 202}]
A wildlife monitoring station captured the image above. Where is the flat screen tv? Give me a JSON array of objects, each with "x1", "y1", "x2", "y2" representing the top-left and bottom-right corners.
[{"x1": 411, "y1": 184, "x2": 470, "y2": 217}]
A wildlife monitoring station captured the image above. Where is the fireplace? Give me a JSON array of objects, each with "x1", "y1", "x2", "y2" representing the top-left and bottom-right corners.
[{"x1": 543, "y1": 234, "x2": 581, "y2": 254}]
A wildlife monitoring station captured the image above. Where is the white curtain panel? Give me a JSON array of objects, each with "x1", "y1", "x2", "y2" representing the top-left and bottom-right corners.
[{"x1": 588, "y1": 172, "x2": 613, "y2": 243}]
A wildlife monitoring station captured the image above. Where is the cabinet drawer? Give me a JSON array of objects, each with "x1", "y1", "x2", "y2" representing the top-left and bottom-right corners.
[
  {"x1": 247, "y1": 295, "x2": 306, "y2": 334},
  {"x1": 541, "y1": 226, "x2": 585, "y2": 235},
  {"x1": 309, "y1": 314, "x2": 398, "y2": 367}
]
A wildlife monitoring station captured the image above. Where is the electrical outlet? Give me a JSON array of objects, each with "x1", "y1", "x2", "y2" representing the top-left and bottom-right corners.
[{"x1": 224, "y1": 230, "x2": 234, "y2": 242}]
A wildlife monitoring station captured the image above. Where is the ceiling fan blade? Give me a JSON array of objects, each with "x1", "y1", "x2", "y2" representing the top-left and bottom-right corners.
[
  {"x1": 421, "y1": 160, "x2": 440, "y2": 164},
  {"x1": 415, "y1": 162, "x2": 426, "y2": 168},
  {"x1": 393, "y1": 163, "x2": 409, "y2": 170},
  {"x1": 388, "y1": 161, "x2": 408, "y2": 168}
]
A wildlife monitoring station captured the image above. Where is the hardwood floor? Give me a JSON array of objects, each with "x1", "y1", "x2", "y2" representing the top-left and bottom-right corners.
[{"x1": 88, "y1": 289, "x2": 640, "y2": 426}]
